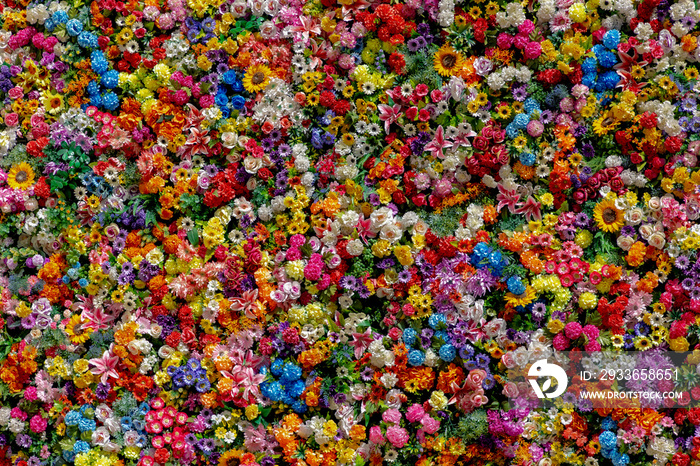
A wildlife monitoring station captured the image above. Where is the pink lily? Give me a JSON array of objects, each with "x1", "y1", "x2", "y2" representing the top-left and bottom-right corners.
[
  {"x1": 424, "y1": 126, "x2": 453, "y2": 159},
  {"x1": 290, "y1": 16, "x2": 321, "y2": 44},
  {"x1": 350, "y1": 327, "x2": 374, "y2": 359},
  {"x1": 515, "y1": 196, "x2": 543, "y2": 221},
  {"x1": 355, "y1": 214, "x2": 377, "y2": 244},
  {"x1": 496, "y1": 184, "x2": 520, "y2": 213},
  {"x1": 377, "y1": 104, "x2": 402, "y2": 134},
  {"x1": 230, "y1": 289, "x2": 260, "y2": 320},
  {"x1": 89, "y1": 344, "x2": 120, "y2": 384}
]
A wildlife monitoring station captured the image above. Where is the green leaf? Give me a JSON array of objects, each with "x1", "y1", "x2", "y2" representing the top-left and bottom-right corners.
[{"x1": 187, "y1": 228, "x2": 199, "y2": 247}]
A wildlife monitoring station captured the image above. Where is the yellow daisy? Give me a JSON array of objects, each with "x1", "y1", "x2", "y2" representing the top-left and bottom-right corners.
[
  {"x1": 65, "y1": 315, "x2": 93, "y2": 345},
  {"x1": 242, "y1": 64, "x2": 272, "y2": 93},
  {"x1": 433, "y1": 44, "x2": 464, "y2": 77},
  {"x1": 7, "y1": 163, "x2": 35, "y2": 190},
  {"x1": 593, "y1": 199, "x2": 625, "y2": 233}
]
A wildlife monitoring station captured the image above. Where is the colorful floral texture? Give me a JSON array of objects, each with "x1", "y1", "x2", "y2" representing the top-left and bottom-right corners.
[{"x1": 1, "y1": 0, "x2": 700, "y2": 465}]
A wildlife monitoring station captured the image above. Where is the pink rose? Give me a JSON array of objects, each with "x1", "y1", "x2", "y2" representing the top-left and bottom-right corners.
[
  {"x1": 4, "y1": 113, "x2": 18, "y2": 127},
  {"x1": 466, "y1": 369, "x2": 487, "y2": 390},
  {"x1": 382, "y1": 408, "x2": 402, "y2": 424},
  {"x1": 415, "y1": 83, "x2": 429, "y2": 97},
  {"x1": 385, "y1": 426, "x2": 409, "y2": 448},
  {"x1": 8, "y1": 87, "x2": 23, "y2": 100},
  {"x1": 406, "y1": 403, "x2": 425, "y2": 422},
  {"x1": 502, "y1": 382, "x2": 519, "y2": 398},
  {"x1": 369, "y1": 426, "x2": 385, "y2": 445},
  {"x1": 420, "y1": 415, "x2": 440, "y2": 434}
]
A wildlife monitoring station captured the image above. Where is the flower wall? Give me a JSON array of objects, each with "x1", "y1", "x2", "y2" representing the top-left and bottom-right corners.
[{"x1": 0, "y1": 0, "x2": 700, "y2": 465}]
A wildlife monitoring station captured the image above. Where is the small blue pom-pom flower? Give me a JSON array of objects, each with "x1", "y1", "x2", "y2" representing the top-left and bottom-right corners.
[
  {"x1": 603, "y1": 30, "x2": 621, "y2": 50},
  {"x1": 439, "y1": 344, "x2": 456, "y2": 362},
  {"x1": 408, "y1": 349, "x2": 425, "y2": 366}
]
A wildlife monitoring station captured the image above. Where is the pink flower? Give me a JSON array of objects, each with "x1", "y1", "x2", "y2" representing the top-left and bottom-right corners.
[
  {"x1": 519, "y1": 19, "x2": 535, "y2": 34},
  {"x1": 564, "y1": 322, "x2": 583, "y2": 339},
  {"x1": 30, "y1": 414, "x2": 48, "y2": 433},
  {"x1": 369, "y1": 426, "x2": 385, "y2": 445},
  {"x1": 513, "y1": 34, "x2": 528, "y2": 49},
  {"x1": 553, "y1": 333, "x2": 570, "y2": 350},
  {"x1": 406, "y1": 403, "x2": 425, "y2": 422},
  {"x1": 382, "y1": 408, "x2": 402, "y2": 424},
  {"x1": 497, "y1": 33, "x2": 513, "y2": 49},
  {"x1": 466, "y1": 369, "x2": 487, "y2": 390},
  {"x1": 24, "y1": 386, "x2": 38, "y2": 401},
  {"x1": 585, "y1": 341, "x2": 602, "y2": 352},
  {"x1": 582, "y1": 324, "x2": 600, "y2": 340},
  {"x1": 421, "y1": 414, "x2": 441, "y2": 434},
  {"x1": 11, "y1": 407, "x2": 27, "y2": 421},
  {"x1": 4, "y1": 113, "x2": 18, "y2": 127},
  {"x1": 524, "y1": 41, "x2": 542, "y2": 59},
  {"x1": 385, "y1": 426, "x2": 409, "y2": 448}
]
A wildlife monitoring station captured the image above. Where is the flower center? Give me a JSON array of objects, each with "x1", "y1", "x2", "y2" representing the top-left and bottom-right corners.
[
  {"x1": 15, "y1": 170, "x2": 28, "y2": 183},
  {"x1": 251, "y1": 71, "x2": 266, "y2": 85},
  {"x1": 602, "y1": 207, "x2": 617, "y2": 224},
  {"x1": 441, "y1": 54, "x2": 457, "y2": 69}
]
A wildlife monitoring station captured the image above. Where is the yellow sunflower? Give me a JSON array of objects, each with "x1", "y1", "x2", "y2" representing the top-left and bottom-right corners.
[
  {"x1": 434, "y1": 44, "x2": 464, "y2": 77},
  {"x1": 7, "y1": 163, "x2": 35, "y2": 190},
  {"x1": 592, "y1": 115, "x2": 619, "y2": 136},
  {"x1": 242, "y1": 64, "x2": 272, "y2": 93},
  {"x1": 65, "y1": 315, "x2": 93, "y2": 345},
  {"x1": 593, "y1": 199, "x2": 625, "y2": 233}
]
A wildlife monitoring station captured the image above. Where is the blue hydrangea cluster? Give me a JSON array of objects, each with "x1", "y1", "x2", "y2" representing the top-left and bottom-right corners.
[
  {"x1": 260, "y1": 359, "x2": 308, "y2": 414},
  {"x1": 599, "y1": 429, "x2": 629, "y2": 466},
  {"x1": 87, "y1": 51, "x2": 119, "y2": 110},
  {"x1": 470, "y1": 243, "x2": 507, "y2": 277}
]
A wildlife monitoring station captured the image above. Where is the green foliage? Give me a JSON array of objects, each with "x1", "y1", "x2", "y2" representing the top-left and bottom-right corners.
[
  {"x1": 420, "y1": 203, "x2": 468, "y2": 237},
  {"x1": 453, "y1": 409, "x2": 489, "y2": 442},
  {"x1": 404, "y1": 46, "x2": 443, "y2": 89}
]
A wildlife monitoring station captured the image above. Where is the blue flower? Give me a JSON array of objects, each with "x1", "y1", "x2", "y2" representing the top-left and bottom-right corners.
[
  {"x1": 597, "y1": 50, "x2": 618, "y2": 69},
  {"x1": 581, "y1": 58, "x2": 598, "y2": 74},
  {"x1": 102, "y1": 92, "x2": 119, "y2": 111},
  {"x1": 90, "y1": 51, "x2": 108, "y2": 75},
  {"x1": 603, "y1": 30, "x2": 621, "y2": 50},
  {"x1": 101, "y1": 70, "x2": 119, "y2": 89},
  {"x1": 264, "y1": 381, "x2": 284, "y2": 401},
  {"x1": 402, "y1": 328, "x2": 417, "y2": 346},
  {"x1": 196, "y1": 379, "x2": 211, "y2": 393},
  {"x1": 215, "y1": 93, "x2": 229, "y2": 107},
  {"x1": 120, "y1": 416, "x2": 133, "y2": 431},
  {"x1": 223, "y1": 70, "x2": 238, "y2": 85},
  {"x1": 512, "y1": 113, "x2": 530, "y2": 129},
  {"x1": 66, "y1": 19, "x2": 83, "y2": 36},
  {"x1": 428, "y1": 313, "x2": 446, "y2": 330},
  {"x1": 507, "y1": 276, "x2": 526, "y2": 295},
  {"x1": 281, "y1": 362, "x2": 302, "y2": 383},
  {"x1": 599, "y1": 430, "x2": 617, "y2": 449},
  {"x1": 523, "y1": 98, "x2": 540, "y2": 115},
  {"x1": 65, "y1": 411, "x2": 81, "y2": 426},
  {"x1": 270, "y1": 358, "x2": 284, "y2": 376},
  {"x1": 286, "y1": 379, "x2": 305, "y2": 398},
  {"x1": 78, "y1": 31, "x2": 98, "y2": 49},
  {"x1": 439, "y1": 344, "x2": 456, "y2": 362},
  {"x1": 52, "y1": 10, "x2": 68, "y2": 25},
  {"x1": 292, "y1": 400, "x2": 308, "y2": 414},
  {"x1": 520, "y1": 152, "x2": 536, "y2": 166},
  {"x1": 73, "y1": 440, "x2": 90, "y2": 453},
  {"x1": 231, "y1": 95, "x2": 246, "y2": 110},
  {"x1": 408, "y1": 349, "x2": 425, "y2": 366},
  {"x1": 505, "y1": 123, "x2": 520, "y2": 139},
  {"x1": 601, "y1": 416, "x2": 617, "y2": 430},
  {"x1": 78, "y1": 418, "x2": 96, "y2": 432}
]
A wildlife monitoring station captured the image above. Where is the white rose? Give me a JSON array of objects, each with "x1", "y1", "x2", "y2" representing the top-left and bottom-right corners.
[
  {"x1": 346, "y1": 239, "x2": 364, "y2": 256},
  {"x1": 243, "y1": 156, "x2": 263, "y2": 174},
  {"x1": 649, "y1": 233, "x2": 666, "y2": 249},
  {"x1": 617, "y1": 235, "x2": 635, "y2": 251},
  {"x1": 221, "y1": 132, "x2": 238, "y2": 149}
]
